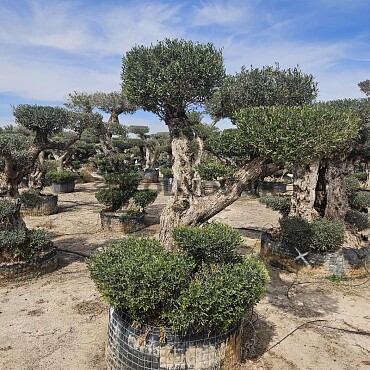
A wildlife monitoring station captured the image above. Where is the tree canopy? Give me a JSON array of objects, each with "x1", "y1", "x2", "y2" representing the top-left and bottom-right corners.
[{"x1": 121, "y1": 38, "x2": 225, "y2": 123}]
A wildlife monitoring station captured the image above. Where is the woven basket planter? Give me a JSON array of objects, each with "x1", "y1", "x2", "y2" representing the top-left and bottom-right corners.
[
  {"x1": 100, "y1": 211, "x2": 145, "y2": 233},
  {"x1": 20, "y1": 194, "x2": 58, "y2": 216},
  {"x1": 106, "y1": 308, "x2": 241, "y2": 370},
  {"x1": 0, "y1": 247, "x2": 58, "y2": 283},
  {"x1": 260, "y1": 231, "x2": 370, "y2": 277}
]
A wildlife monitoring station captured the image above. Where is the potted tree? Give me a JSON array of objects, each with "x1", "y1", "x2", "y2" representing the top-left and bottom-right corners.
[
  {"x1": 19, "y1": 188, "x2": 58, "y2": 216},
  {"x1": 159, "y1": 165, "x2": 173, "y2": 193},
  {"x1": 95, "y1": 154, "x2": 157, "y2": 233},
  {"x1": 45, "y1": 169, "x2": 80, "y2": 193},
  {"x1": 0, "y1": 198, "x2": 57, "y2": 282},
  {"x1": 88, "y1": 222, "x2": 268, "y2": 370}
]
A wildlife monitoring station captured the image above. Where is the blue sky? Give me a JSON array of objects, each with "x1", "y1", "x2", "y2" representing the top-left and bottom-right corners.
[{"x1": 0, "y1": 0, "x2": 369, "y2": 132}]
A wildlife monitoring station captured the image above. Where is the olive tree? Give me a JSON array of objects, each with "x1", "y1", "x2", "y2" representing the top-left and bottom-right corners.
[
  {"x1": 0, "y1": 105, "x2": 101, "y2": 197},
  {"x1": 66, "y1": 91, "x2": 136, "y2": 155},
  {"x1": 121, "y1": 38, "x2": 359, "y2": 247}
]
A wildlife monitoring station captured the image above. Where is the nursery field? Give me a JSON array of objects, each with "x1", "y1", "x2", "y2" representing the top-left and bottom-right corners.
[{"x1": 0, "y1": 182, "x2": 369, "y2": 370}]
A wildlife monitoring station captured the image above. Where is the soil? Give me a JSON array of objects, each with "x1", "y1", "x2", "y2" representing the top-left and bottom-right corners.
[{"x1": 0, "y1": 182, "x2": 369, "y2": 370}]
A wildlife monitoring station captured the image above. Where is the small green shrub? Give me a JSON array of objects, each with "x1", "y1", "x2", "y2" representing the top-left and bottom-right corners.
[
  {"x1": 279, "y1": 216, "x2": 313, "y2": 251},
  {"x1": 346, "y1": 175, "x2": 360, "y2": 198},
  {"x1": 350, "y1": 191, "x2": 370, "y2": 209},
  {"x1": 88, "y1": 226, "x2": 268, "y2": 334},
  {"x1": 0, "y1": 229, "x2": 27, "y2": 251},
  {"x1": 345, "y1": 210, "x2": 370, "y2": 231},
  {"x1": 164, "y1": 257, "x2": 268, "y2": 333},
  {"x1": 96, "y1": 188, "x2": 132, "y2": 211},
  {"x1": 0, "y1": 199, "x2": 19, "y2": 221},
  {"x1": 132, "y1": 189, "x2": 158, "y2": 211},
  {"x1": 122, "y1": 208, "x2": 142, "y2": 217},
  {"x1": 172, "y1": 222, "x2": 242, "y2": 266},
  {"x1": 280, "y1": 216, "x2": 344, "y2": 252},
  {"x1": 354, "y1": 172, "x2": 368, "y2": 182},
  {"x1": 310, "y1": 218, "x2": 344, "y2": 252},
  {"x1": 45, "y1": 170, "x2": 79, "y2": 184},
  {"x1": 19, "y1": 189, "x2": 44, "y2": 208},
  {"x1": 259, "y1": 195, "x2": 291, "y2": 216},
  {"x1": 88, "y1": 237, "x2": 195, "y2": 324},
  {"x1": 195, "y1": 161, "x2": 235, "y2": 181},
  {"x1": 19, "y1": 229, "x2": 50, "y2": 260},
  {"x1": 159, "y1": 166, "x2": 173, "y2": 177}
]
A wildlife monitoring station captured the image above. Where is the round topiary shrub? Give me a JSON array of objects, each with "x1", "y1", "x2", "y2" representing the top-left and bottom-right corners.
[
  {"x1": 345, "y1": 210, "x2": 370, "y2": 231},
  {"x1": 279, "y1": 216, "x2": 313, "y2": 251},
  {"x1": 259, "y1": 195, "x2": 291, "y2": 217},
  {"x1": 309, "y1": 218, "x2": 344, "y2": 252},
  {"x1": 88, "y1": 223, "x2": 268, "y2": 334}
]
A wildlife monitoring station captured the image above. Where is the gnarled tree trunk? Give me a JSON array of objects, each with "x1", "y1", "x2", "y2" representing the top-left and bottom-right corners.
[{"x1": 290, "y1": 154, "x2": 352, "y2": 222}]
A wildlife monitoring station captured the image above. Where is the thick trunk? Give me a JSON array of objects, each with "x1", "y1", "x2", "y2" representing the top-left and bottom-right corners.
[
  {"x1": 159, "y1": 157, "x2": 276, "y2": 248},
  {"x1": 291, "y1": 155, "x2": 352, "y2": 222},
  {"x1": 290, "y1": 161, "x2": 320, "y2": 221},
  {"x1": 323, "y1": 156, "x2": 352, "y2": 220},
  {"x1": 99, "y1": 114, "x2": 119, "y2": 156}
]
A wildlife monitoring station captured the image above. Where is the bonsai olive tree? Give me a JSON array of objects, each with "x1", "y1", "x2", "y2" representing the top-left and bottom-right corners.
[
  {"x1": 0, "y1": 105, "x2": 101, "y2": 197},
  {"x1": 65, "y1": 91, "x2": 136, "y2": 155},
  {"x1": 121, "y1": 38, "x2": 360, "y2": 247}
]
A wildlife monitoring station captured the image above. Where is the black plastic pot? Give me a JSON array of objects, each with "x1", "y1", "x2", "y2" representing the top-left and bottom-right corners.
[
  {"x1": 257, "y1": 181, "x2": 286, "y2": 196},
  {"x1": 162, "y1": 175, "x2": 173, "y2": 194},
  {"x1": 106, "y1": 308, "x2": 241, "y2": 370},
  {"x1": 50, "y1": 179, "x2": 75, "y2": 193}
]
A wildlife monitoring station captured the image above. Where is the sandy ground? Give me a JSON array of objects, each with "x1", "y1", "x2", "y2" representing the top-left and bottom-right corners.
[{"x1": 0, "y1": 182, "x2": 369, "y2": 370}]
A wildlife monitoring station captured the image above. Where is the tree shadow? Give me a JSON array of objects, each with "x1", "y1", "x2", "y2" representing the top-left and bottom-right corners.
[
  {"x1": 263, "y1": 264, "x2": 340, "y2": 318},
  {"x1": 241, "y1": 311, "x2": 276, "y2": 361}
]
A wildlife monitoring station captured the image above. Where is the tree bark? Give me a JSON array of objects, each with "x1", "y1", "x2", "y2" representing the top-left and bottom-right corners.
[
  {"x1": 290, "y1": 154, "x2": 352, "y2": 222},
  {"x1": 290, "y1": 161, "x2": 320, "y2": 221},
  {"x1": 159, "y1": 156, "x2": 277, "y2": 248}
]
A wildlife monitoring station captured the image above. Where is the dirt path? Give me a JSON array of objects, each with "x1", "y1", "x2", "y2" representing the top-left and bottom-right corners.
[{"x1": 0, "y1": 182, "x2": 369, "y2": 370}]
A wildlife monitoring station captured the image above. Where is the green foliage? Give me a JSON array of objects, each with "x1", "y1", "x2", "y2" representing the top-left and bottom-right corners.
[
  {"x1": 279, "y1": 216, "x2": 313, "y2": 251},
  {"x1": 280, "y1": 216, "x2": 344, "y2": 252},
  {"x1": 45, "y1": 170, "x2": 79, "y2": 184},
  {"x1": 205, "y1": 128, "x2": 251, "y2": 165},
  {"x1": 132, "y1": 189, "x2": 158, "y2": 211},
  {"x1": 0, "y1": 229, "x2": 27, "y2": 252},
  {"x1": 159, "y1": 165, "x2": 173, "y2": 177},
  {"x1": 88, "y1": 237, "x2": 195, "y2": 324},
  {"x1": 96, "y1": 153, "x2": 129, "y2": 174},
  {"x1": 0, "y1": 199, "x2": 19, "y2": 222},
  {"x1": 205, "y1": 64, "x2": 318, "y2": 122},
  {"x1": 121, "y1": 38, "x2": 225, "y2": 119},
  {"x1": 235, "y1": 105, "x2": 361, "y2": 165},
  {"x1": 351, "y1": 191, "x2": 370, "y2": 209},
  {"x1": 346, "y1": 175, "x2": 360, "y2": 198},
  {"x1": 19, "y1": 229, "x2": 50, "y2": 260},
  {"x1": 13, "y1": 105, "x2": 70, "y2": 135},
  {"x1": 89, "y1": 224, "x2": 268, "y2": 334},
  {"x1": 172, "y1": 222, "x2": 242, "y2": 266},
  {"x1": 96, "y1": 172, "x2": 141, "y2": 211},
  {"x1": 310, "y1": 218, "x2": 344, "y2": 252},
  {"x1": 19, "y1": 189, "x2": 44, "y2": 208},
  {"x1": 345, "y1": 210, "x2": 370, "y2": 231},
  {"x1": 354, "y1": 172, "x2": 368, "y2": 182},
  {"x1": 165, "y1": 258, "x2": 267, "y2": 334},
  {"x1": 195, "y1": 161, "x2": 235, "y2": 181},
  {"x1": 96, "y1": 188, "x2": 133, "y2": 211},
  {"x1": 358, "y1": 79, "x2": 370, "y2": 97},
  {"x1": 259, "y1": 195, "x2": 291, "y2": 217}
]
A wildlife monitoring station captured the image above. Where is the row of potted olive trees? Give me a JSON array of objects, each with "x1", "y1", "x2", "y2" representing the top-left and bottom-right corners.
[{"x1": 88, "y1": 39, "x2": 369, "y2": 369}]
